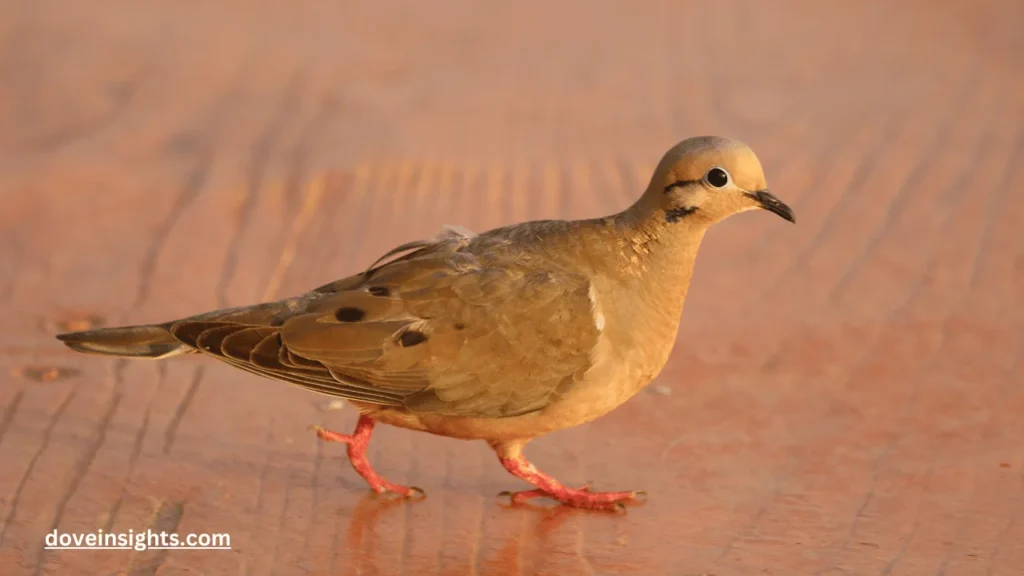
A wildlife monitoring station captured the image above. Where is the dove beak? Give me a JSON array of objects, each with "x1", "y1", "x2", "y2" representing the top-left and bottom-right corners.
[{"x1": 749, "y1": 190, "x2": 795, "y2": 223}]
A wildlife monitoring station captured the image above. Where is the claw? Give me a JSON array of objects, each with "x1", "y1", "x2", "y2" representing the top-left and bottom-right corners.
[
  {"x1": 372, "y1": 482, "x2": 426, "y2": 500},
  {"x1": 310, "y1": 424, "x2": 334, "y2": 441}
]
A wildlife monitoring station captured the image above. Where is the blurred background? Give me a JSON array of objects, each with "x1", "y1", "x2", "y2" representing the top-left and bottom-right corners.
[{"x1": 0, "y1": 1, "x2": 1022, "y2": 574}]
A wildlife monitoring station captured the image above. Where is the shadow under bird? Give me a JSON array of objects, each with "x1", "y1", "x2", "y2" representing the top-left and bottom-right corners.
[{"x1": 57, "y1": 135, "x2": 795, "y2": 511}]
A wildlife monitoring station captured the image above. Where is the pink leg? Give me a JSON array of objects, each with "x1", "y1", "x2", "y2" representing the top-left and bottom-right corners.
[
  {"x1": 492, "y1": 442, "x2": 644, "y2": 512},
  {"x1": 313, "y1": 415, "x2": 423, "y2": 498}
]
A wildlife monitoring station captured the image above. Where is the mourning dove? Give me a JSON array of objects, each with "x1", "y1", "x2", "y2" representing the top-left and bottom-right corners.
[{"x1": 56, "y1": 136, "x2": 794, "y2": 511}]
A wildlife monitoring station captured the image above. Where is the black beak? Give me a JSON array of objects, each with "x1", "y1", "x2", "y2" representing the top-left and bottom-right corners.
[{"x1": 749, "y1": 190, "x2": 795, "y2": 223}]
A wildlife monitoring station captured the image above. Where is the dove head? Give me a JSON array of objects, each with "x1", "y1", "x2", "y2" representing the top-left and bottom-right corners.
[{"x1": 643, "y1": 136, "x2": 795, "y2": 226}]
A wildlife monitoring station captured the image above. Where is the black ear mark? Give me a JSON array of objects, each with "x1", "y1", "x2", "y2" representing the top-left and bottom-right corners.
[
  {"x1": 663, "y1": 179, "x2": 701, "y2": 194},
  {"x1": 665, "y1": 206, "x2": 698, "y2": 223}
]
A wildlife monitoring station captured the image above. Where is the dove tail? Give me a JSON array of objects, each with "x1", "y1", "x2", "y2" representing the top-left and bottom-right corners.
[{"x1": 55, "y1": 324, "x2": 191, "y2": 359}]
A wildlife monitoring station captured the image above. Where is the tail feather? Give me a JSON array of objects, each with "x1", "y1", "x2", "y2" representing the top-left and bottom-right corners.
[{"x1": 56, "y1": 324, "x2": 191, "y2": 359}]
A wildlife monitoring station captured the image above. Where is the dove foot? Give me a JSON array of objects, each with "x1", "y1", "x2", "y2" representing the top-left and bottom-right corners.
[
  {"x1": 313, "y1": 416, "x2": 425, "y2": 499},
  {"x1": 499, "y1": 483, "x2": 644, "y2": 511},
  {"x1": 493, "y1": 442, "x2": 645, "y2": 512}
]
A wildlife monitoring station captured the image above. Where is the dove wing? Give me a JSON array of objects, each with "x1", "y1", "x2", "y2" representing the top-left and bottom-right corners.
[{"x1": 168, "y1": 227, "x2": 601, "y2": 418}]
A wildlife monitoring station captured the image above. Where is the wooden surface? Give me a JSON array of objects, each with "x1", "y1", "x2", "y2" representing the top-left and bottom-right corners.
[{"x1": 1, "y1": 1, "x2": 1023, "y2": 574}]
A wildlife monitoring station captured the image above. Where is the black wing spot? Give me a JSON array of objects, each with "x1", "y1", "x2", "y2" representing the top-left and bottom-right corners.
[
  {"x1": 398, "y1": 330, "x2": 428, "y2": 347},
  {"x1": 454, "y1": 322, "x2": 466, "y2": 330},
  {"x1": 335, "y1": 307, "x2": 366, "y2": 322},
  {"x1": 368, "y1": 286, "x2": 390, "y2": 297}
]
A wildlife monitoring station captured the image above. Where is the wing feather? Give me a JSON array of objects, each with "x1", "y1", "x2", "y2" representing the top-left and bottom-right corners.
[{"x1": 163, "y1": 224, "x2": 600, "y2": 418}]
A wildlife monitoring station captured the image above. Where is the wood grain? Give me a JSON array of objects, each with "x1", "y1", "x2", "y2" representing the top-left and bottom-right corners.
[{"x1": 1, "y1": 0, "x2": 1022, "y2": 574}]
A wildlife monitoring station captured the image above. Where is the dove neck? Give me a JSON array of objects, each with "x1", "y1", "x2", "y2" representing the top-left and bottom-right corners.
[
  {"x1": 567, "y1": 201, "x2": 707, "y2": 372},
  {"x1": 601, "y1": 198, "x2": 710, "y2": 312}
]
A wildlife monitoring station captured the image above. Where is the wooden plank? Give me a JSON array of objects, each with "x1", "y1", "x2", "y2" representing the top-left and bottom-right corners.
[{"x1": 1, "y1": 1, "x2": 1022, "y2": 574}]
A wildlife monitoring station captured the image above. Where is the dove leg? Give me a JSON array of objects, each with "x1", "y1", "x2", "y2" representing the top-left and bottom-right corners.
[
  {"x1": 314, "y1": 415, "x2": 423, "y2": 498},
  {"x1": 490, "y1": 440, "x2": 644, "y2": 511}
]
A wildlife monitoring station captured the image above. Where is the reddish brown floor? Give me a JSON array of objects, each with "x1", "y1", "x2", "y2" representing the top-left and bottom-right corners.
[{"x1": 1, "y1": 1, "x2": 1023, "y2": 574}]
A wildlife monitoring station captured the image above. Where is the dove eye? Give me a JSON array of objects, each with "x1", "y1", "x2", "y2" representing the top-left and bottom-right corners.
[{"x1": 704, "y1": 167, "x2": 730, "y2": 188}]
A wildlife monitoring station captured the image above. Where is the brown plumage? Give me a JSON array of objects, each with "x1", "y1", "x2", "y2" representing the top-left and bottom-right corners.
[{"x1": 57, "y1": 136, "x2": 794, "y2": 510}]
